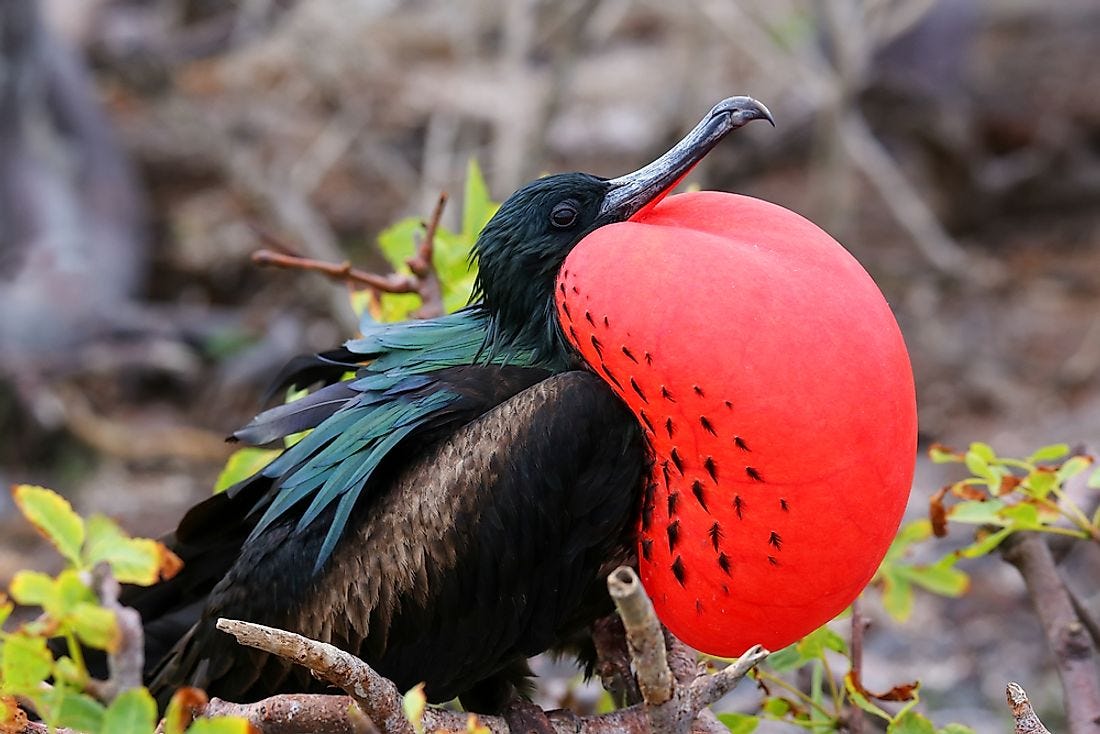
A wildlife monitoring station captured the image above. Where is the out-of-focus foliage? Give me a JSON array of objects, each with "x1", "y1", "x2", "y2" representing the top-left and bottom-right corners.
[{"x1": 0, "y1": 485, "x2": 248, "y2": 734}]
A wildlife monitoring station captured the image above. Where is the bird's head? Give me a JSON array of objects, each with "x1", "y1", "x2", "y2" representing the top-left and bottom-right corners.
[{"x1": 471, "y1": 96, "x2": 773, "y2": 362}]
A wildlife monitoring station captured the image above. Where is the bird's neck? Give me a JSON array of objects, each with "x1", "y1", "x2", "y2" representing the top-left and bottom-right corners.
[{"x1": 481, "y1": 298, "x2": 577, "y2": 372}]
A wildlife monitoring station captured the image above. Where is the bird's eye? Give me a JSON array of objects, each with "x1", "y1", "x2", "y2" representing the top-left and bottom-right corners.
[{"x1": 550, "y1": 202, "x2": 579, "y2": 229}]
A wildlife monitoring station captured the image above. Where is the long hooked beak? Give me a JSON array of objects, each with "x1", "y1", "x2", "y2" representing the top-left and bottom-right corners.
[{"x1": 599, "y1": 96, "x2": 773, "y2": 221}]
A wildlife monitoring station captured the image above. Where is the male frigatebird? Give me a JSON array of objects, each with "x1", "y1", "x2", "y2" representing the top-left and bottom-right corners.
[{"x1": 129, "y1": 95, "x2": 916, "y2": 715}]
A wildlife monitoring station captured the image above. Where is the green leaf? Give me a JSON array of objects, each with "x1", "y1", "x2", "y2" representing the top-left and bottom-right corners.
[
  {"x1": 1058, "y1": 456, "x2": 1093, "y2": 483},
  {"x1": 12, "y1": 485, "x2": 85, "y2": 566},
  {"x1": 377, "y1": 216, "x2": 422, "y2": 270},
  {"x1": 462, "y1": 158, "x2": 498, "y2": 241},
  {"x1": 1029, "y1": 443, "x2": 1070, "y2": 463},
  {"x1": 403, "y1": 683, "x2": 427, "y2": 734},
  {"x1": 797, "y1": 626, "x2": 848, "y2": 658},
  {"x1": 879, "y1": 566, "x2": 914, "y2": 622},
  {"x1": 1, "y1": 634, "x2": 53, "y2": 690},
  {"x1": 71, "y1": 603, "x2": 120, "y2": 652},
  {"x1": 102, "y1": 688, "x2": 157, "y2": 734},
  {"x1": 999, "y1": 503, "x2": 1040, "y2": 528},
  {"x1": 52, "y1": 689, "x2": 107, "y2": 734},
  {"x1": 84, "y1": 514, "x2": 182, "y2": 586},
  {"x1": 765, "y1": 644, "x2": 806, "y2": 672},
  {"x1": 898, "y1": 561, "x2": 969, "y2": 597},
  {"x1": 929, "y1": 445, "x2": 962, "y2": 464},
  {"x1": 186, "y1": 719, "x2": 253, "y2": 734},
  {"x1": 1024, "y1": 469, "x2": 1057, "y2": 498},
  {"x1": 888, "y1": 710, "x2": 936, "y2": 734},
  {"x1": 761, "y1": 697, "x2": 791, "y2": 717},
  {"x1": 946, "y1": 499, "x2": 1006, "y2": 525},
  {"x1": 8, "y1": 571, "x2": 56, "y2": 608},
  {"x1": 957, "y1": 527, "x2": 1014, "y2": 558},
  {"x1": 717, "y1": 713, "x2": 759, "y2": 733},
  {"x1": 52, "y1": 569, "x2": 96, "y2": 617},
  {"x1": 214, "y1": 448, "x2": 281, "y2": 494},
  {"x1": 1088, "y1": 467, "x2": 1100, "y2": 489},
  {"x1": 937, "y1": 725, "x2": 977, "y2": 734},
  {"x1": 968, "y1": 442, "x2": 997, "y2": 463},
  {"x1": 964, "y1": 451, "x2": 996, "y2": 484}
]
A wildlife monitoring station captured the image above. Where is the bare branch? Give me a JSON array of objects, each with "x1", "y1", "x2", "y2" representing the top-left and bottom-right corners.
[
  {"x1": 607, "y1": 566, "x2": 674, "y2": 705},
  {"x1": 1002, "y1": 533, "x2": 1100, "y2": 734},
  {"x1": 250, "y1": 192, "x2": 449, "y2": 322},
  {"x1": 1006, "y1": 682, "x2": 1053, "y2": 734},
  {"x1": 84, "y1": 564, "x2": 145, "y2": 702}
]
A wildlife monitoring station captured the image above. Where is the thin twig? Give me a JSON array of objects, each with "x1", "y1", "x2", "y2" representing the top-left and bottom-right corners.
[
  {"x1": 250, "y1": 192, "x2": 450, "y2": 322},
  {"x1": 1006, "y1": 682, "x2": 1053, "y2": 734},
  {"x1": 84, "y1": 564, "x2": 145, "y2": 703},
  {"x1": 847, "y1": 596, "x2": 868, "y2": 734}
]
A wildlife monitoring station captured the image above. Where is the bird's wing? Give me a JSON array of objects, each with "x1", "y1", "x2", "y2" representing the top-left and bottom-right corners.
[
  {"x1": 148, "y1": 370, "x2": 645, "y2": 707},
  {"x1": 229, "y1": 307, "x2": 561, "y2": 573}
]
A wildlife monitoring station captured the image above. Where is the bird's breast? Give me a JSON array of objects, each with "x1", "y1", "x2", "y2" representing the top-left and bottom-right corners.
[{"x1": 554, "y1": 191, "x2": 916, "y2": 655}]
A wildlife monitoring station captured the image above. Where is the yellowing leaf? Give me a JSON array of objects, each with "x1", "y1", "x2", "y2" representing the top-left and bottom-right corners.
[
  {"x1": 9, "y1": 571, "x2": 56, "y2": 608},
  {"x1": 402, "y1": 683, "x2": 427, "y2": 734},
  {"x1": 102, "y1": 688, "x2": 157, "y2": 734},
  {"x1": 1, "y1": 634, "x2": 53, "y2": 691},
  {"x1": 214, "y1": 448, "x2": 280, "y2": 494},
  {"x1": 53, "y1": 569, "x2": 96, "y2": 617},
  {"x1": 165, "y1": 687, "x2": 209, "y2": 734},
  {"x1": 844, "y1": 674, "x2": 892, "y2": 722},
  {"x1": 84, "y1": 514, "x2": 182, "y2": 585},
  {"x1": 12, "y1": 485, "x2": 85, "y2": 566},
  {"x1": 186, "y1": 718, "x2": 254, "y2": 734},
  {"x1": 71, "y1": 603, "x2": 120, "y2": 652},
  {"x1": 1028, "y1": 443, "x2": 1069, "y2": 463},
  {"x1": 0, "y1": 695, "x2": 29, "y2": 729},
  {"x1": 888, "y1": 710, "x2": 936, "y2": 734}
]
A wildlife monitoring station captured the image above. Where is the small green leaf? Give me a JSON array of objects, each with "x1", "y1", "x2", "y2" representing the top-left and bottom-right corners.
[
  {"x1": 1024, "y1": 469, "x2": 1057, "y2": 498},
  {"x1": 937, "y1": 724, "x2": 977, "y2": 734},
  {"x1": 1088, "y1": 467, "x2": 1100, "y2": 489},
  {"x1": 186, "y1": 718, "x2": 253, "y2": 734},
  {"x1": 968, "y1": 442, "x2": 997, "y2": 463},
  {"x1": 462, "y1": 159, "x2": 498, "y2": 241},
  {"x1": 765, "y1": 644, "x2": 806, "y2": 672},
  {"x1": 999, "y1": 503, "x2": 1040, "y2": 528},
  {"x1": 957, "y1": 527, "x2": 1014, "y2": 558},
  {"x1": 53, "y1": 656, "x2": 86, "y2": 686},
  {"x1": 102, "y1": 688, "x2": 157, "y2": 734},
  {"x1": 964, "y1": 451, "x2": 996, "y2": 484},
  {"x1": 879, "y1": 567, "x2": 914, "y2": 622},
  {"x1": 761, "y1": 697, "x2": 791, "y2": 717},
  {"x1": 888, "y1": 710, "x2": 936, "y2": 734},
  {"x1": 797, "y1": 626, "x2": 848, "y2": 658},
  {"x1": 52, "y1": 690, "x2": 107, "y2": 734},
  {"x1": 71, "y1": 603, "x2": 120, "y2": 652},
  {"x1": 1, "y1": 633, "x2": 53, "y2": 691},
  {"x1": 1029, "y1": 443, "x2": 1070, "y2": 463},
  {"x1": 1058, "y1": 456, "x2": 1093, "y2": 483},
  {"x1": 717, "y1": 712, "x2": 760, "y2": 733},
  {"x1": 12, "y1": 485, "x2": 85, "y2": 566},
  {"x1": 214, "y1": 448, "x2": 281, "y2": 494},
  {"x1": 8, "y1": 570, "x2": 56, "y2": 608},
  {"x1": 52, "y1": 569, "x2": 96, "y2": 617},
  {"x1": 898, "y1": 561, "x2": 969, "y2": 597},
  {"x1": 946, "y1": 499, "x2": 1006, "y2": 525},
  {"x1": 929, "y1": 445, "x2": 962, "y2": 464}
]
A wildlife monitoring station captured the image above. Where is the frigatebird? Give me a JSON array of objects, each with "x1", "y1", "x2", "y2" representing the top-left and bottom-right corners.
[{"x1": 129, "y1": 97, "x2": 777, "y2": 713}]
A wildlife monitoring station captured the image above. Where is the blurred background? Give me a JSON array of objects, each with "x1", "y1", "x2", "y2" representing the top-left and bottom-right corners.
[{"x1": 1, "y1": 0, "x2": 1098, "y2": 730}]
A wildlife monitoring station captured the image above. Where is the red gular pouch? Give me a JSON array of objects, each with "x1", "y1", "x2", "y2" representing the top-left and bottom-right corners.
[{"x1": 554, "y1": 191, "x2": 916, "y2": 656}]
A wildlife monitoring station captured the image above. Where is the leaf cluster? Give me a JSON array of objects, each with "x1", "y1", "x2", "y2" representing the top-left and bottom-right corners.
[{"x1": 0, "y1": 485, "x2": 247, "y2": 734}]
